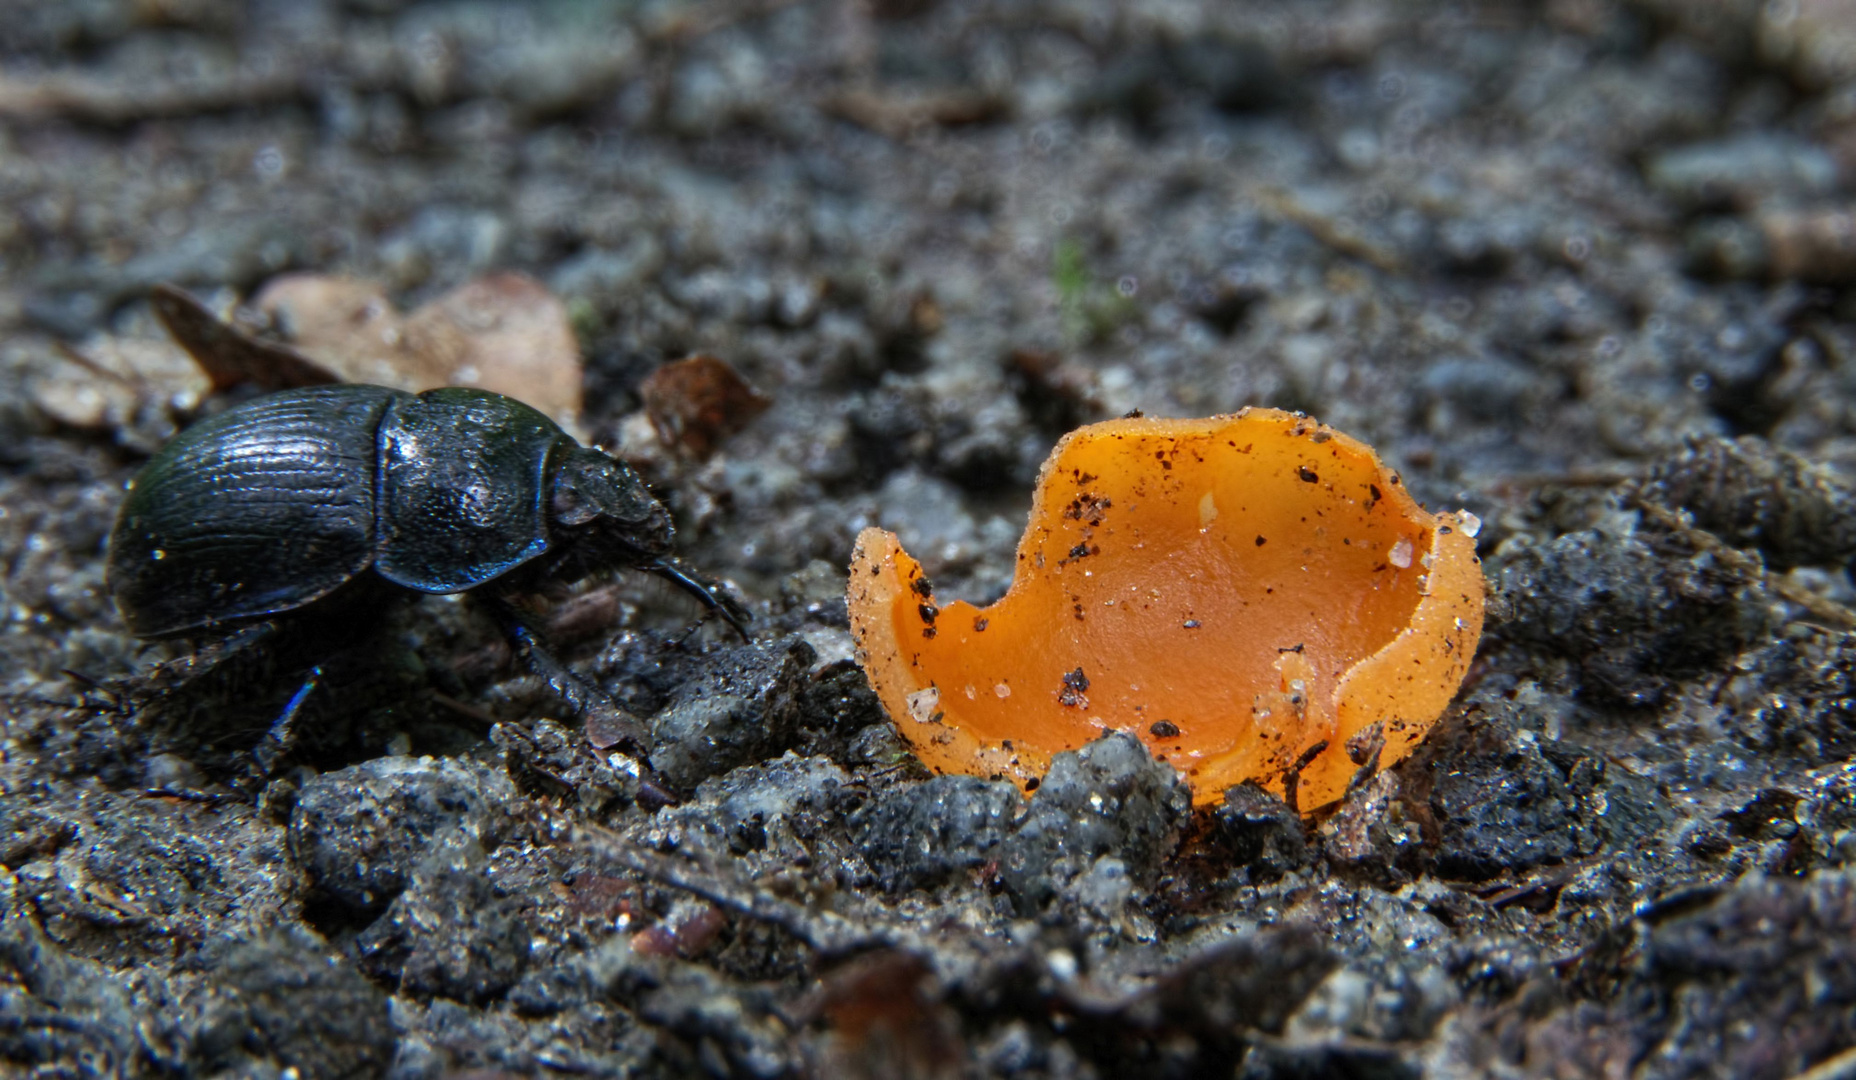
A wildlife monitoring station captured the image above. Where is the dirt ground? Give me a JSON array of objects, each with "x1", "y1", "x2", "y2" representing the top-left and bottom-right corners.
[{"x1": 5, "y1": 1, "x2": 1856, "y2": 1077}]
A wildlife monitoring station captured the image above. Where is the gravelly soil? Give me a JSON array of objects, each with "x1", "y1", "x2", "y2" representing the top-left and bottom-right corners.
[{"x1": 6, "y1": 1, "x2": 1856, "y2": 1077}]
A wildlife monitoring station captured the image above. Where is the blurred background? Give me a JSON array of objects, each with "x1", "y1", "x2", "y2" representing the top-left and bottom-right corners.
[{"x1": 8, "y1": 0, "x2": 1856, "y2": 601}]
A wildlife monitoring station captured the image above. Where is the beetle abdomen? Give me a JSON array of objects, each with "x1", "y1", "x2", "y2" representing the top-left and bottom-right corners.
[
  {"x1": 108, "y1": 385, "x2": 404, "y2": 637},
  {"x1": 373, "y1": 387, "x2": 565, "y2": 593}
]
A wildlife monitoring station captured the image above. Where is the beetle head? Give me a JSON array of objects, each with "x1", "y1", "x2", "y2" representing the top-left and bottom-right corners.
[{"x1": 550, "y1": 446, "x2": 674, "y2": 564}]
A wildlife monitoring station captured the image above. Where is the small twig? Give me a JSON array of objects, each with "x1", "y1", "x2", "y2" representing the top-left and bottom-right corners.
[
  {"x1": 1282, "y1": 739, "x2": 1329, "y2": 816},
  {"x1": 577, "y1": 824, "x2": 894, "y2": 957},
  {"x1": 1635, "y1": 499, "x2": 1856, "y2": 629},
  {"x1": 430, "y1": 692, "x2": 499, "y2": 727},
  {"x1": 52, "y1": 342, "x2": 138, "y2": 386},
  {"x1": 639, "y1": 0, "x2": 805, "y2": 45},
  {"x1": 1252, "y1": 185, "x2": 1404, "y2": 274},
  {"x1": 1788, "y1": 1044, "x2": 1856, "y2": 1080},
  {"x1": 1475, "y1": 860, "x2": 1583, "y2": 910},
  {"x1": 1480, "y1": 464, "x2": 1646, "y2": 497},
  {"x1": 141, "y1": 787, "x2": 235, "y2": 807}
]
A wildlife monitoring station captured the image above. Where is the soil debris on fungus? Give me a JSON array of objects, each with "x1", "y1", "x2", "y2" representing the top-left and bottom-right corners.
[{"x1": 848, "y1": 409, "x2": 1485, "y2": 809}]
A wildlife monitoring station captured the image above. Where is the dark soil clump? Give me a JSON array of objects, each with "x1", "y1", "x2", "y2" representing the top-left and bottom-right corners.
[{"x1": 7, "y1": 1, "x2": 1856, "y2": 1075}]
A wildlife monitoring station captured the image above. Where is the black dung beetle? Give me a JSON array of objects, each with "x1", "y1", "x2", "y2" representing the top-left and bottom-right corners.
[{"x1": 108, "y1": 383, "x2": 747, "y2": 757}]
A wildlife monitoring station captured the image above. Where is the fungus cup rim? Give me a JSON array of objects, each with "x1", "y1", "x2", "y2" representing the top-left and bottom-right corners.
[{"x1": 847, "y1": 407, "x2": 1486, "y2": 810}]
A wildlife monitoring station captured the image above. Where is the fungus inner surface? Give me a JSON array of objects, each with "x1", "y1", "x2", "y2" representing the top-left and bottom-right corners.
[{"x1": 847, "y1": 409, "x2": 1484, "y2": 809}]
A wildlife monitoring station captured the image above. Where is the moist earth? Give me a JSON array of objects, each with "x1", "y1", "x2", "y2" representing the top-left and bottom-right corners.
[{"x1": 6, "y1": 1, "x2": 1856, "y2": 1077}]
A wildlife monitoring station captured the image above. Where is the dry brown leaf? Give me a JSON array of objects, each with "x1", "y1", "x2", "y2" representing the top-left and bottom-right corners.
[
  {"x1": 248, "y1": 275, "x2": 426, "y2": 388},
  {"x1": 819, "y1": 87, "x2": 1006, "y2": 139},
  {"x1": 407, "y1": 274, "x2": 584, "y2": 431},
  {"x1": 25, "y1": 333, "x2": 206, "y2": 444},
  {"x1": 151, "y1": 284, "x2": 341, "y2": 393},
  {"x1": 254, "y1": 271, "x2": 585, "y2": 431},
  {"x1": 638, "y1": 354, "x2": 772, "y2": 460}
]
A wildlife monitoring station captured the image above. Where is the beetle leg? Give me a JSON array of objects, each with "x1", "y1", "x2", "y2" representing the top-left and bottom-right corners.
[
  {"x1": 253, "y1": 664, "x2": 320, "y2": 778},
  {"x1": 481, "y1": 596, "x2": 652, "y2": 753},
  {"x1": 640, "y1": 557, "x2": 753, "y2": 642}
]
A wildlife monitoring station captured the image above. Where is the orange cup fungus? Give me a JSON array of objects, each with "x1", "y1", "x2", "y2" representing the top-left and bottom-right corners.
[{"x1": 847, "y1": 408, "x2": 1485, "y2": 811}]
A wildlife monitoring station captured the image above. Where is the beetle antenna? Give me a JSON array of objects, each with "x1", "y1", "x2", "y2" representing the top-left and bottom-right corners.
[
  {"x1": 640, "y1": 558, "x2": 753, "y2": 642},
  {"x1": 61, "y1": 667, "x2": 106, "y2": 690}
]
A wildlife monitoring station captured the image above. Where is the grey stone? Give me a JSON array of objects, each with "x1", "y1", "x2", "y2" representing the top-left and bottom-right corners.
[
  {"x1": 1497, "y1": 521, "x2": 1771, "y2": 706},
  {"x1": 187, "y1": 926, "x2": 395, "y2": 1080},
  {"x1": 997, "y1": 732, "x2": 1189, "y2": 909},
  {"x1": 289, "y1": 755, "x2": 515, "y2": 911},
  {"x1": 1646, "y1": 133, "x2": 1837, "y2": 210},
  {"x1": 647, "y1": 637, "x2": 815, "y2": 789},
  {"x1": 853, "y1": 774, "x2": 1024, "y2": 893},
  {"x1": 355, "y1": 835, "x2": 528, "y2": 1004}
]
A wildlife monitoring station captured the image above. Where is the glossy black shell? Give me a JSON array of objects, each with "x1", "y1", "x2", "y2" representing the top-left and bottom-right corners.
[{"x1": 109, "y1": 384, "x2": 580, "y2": 638}]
